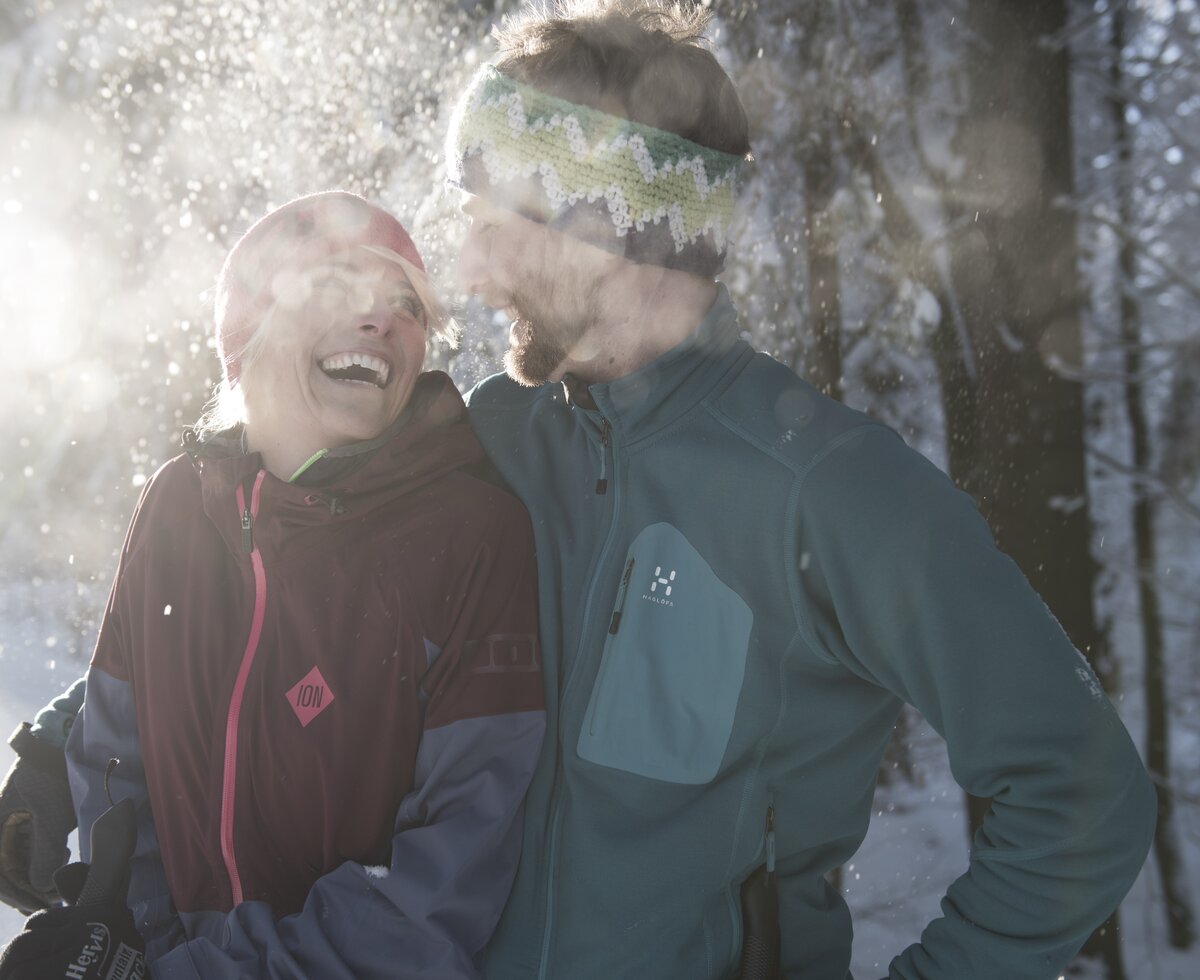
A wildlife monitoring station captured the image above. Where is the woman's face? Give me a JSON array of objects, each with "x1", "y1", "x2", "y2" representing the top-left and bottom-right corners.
[{"x1": 243, "y1": 247, "x2": 427, "y2": 454}]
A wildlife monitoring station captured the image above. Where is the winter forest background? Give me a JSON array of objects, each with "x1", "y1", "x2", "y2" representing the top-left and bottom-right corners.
[{"x1": 1, "y1": 0, "x2": 1197, "y2": 976}]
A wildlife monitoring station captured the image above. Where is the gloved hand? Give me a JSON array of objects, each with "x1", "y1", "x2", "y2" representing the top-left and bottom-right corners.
[
  {"x1": 0, "y1": 796, "x2": 144, "y2": 979},
  {"x1": 0, "y1": 723, "x2": 76, "y2": 913},
  {"x1": 0, "y1": 898, "x2": 145, "y2": 979}
]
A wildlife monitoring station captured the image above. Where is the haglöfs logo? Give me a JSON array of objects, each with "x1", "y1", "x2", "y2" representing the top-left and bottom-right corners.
[{"x1": 641, "y1": 566, "x2": 677, "y2": 607}]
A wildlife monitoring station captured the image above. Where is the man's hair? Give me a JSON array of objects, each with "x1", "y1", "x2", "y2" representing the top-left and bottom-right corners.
[{"x1": 493, "y1": 0, "x2": 750, "y2": 159}]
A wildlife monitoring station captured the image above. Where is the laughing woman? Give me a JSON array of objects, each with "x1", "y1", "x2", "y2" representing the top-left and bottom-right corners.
[{"x1": 6, "y1": 192, "x2": 544, "y2": 979}]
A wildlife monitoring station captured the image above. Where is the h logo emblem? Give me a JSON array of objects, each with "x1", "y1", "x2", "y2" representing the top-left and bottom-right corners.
[{"x1": 651, "y1": 567, "x2": 676, "y2": 597}]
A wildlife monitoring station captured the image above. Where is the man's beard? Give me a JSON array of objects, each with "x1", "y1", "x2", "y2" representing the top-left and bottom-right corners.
[
  {"x1": 504, "y1": 319, "x2": 569, "y2": 387},
  {"x1": 502, "y1": 275, "x2": 602, "y2": 387}
]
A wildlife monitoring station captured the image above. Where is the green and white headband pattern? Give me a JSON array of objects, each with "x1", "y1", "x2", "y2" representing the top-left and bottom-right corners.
[{"x1": 448, "y1": 65, "x2": 747, "y2": 276}]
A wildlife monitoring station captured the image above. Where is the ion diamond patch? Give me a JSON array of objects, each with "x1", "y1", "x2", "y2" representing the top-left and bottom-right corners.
[{"x1": 285, "y1": 665, "x2": 336, "y2": 728}]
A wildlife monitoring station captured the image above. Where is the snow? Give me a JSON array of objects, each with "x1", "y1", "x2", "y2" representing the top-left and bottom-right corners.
[{"x1": 846, "y1": 709, "x2": 1200, "y2": 980}]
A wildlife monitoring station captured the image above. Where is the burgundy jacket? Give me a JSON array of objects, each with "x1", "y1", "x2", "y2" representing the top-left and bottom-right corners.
[{"x1": 67, "y1": 372, "x2": 545, "y2": 979}]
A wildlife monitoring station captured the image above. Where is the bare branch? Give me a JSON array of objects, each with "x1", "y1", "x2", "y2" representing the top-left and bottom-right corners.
[
  {"x1": 1087, "y1": 445, "x2": 1200, "y2": 523},
  {"x1": 1046, "y1": 356, "x2": 1176, "y2": 386},
  {"x1": 1084, "y1": 209, "x2": 1200, "y2": 305},
  {"x1": 1072, "y1": 59, "x2": 1200, "y2": 158}
]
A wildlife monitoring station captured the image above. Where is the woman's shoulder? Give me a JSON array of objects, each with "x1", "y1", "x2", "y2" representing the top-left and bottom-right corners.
[
  {"x1": 423, "y1": 462, "x2": 534, "y2": 556},
  {"x1": 122, "y1": 452, "x2": 203, "y2": 554},
  {"x1": 140, "y1": 452, "x2": 203, "y2": 504}
]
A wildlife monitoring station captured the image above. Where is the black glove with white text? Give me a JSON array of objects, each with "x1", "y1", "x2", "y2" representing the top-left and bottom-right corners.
[
  {"x1": 0, "y1": 792, "x2": 145, "y2": 979},
  {"x1": 0, "y1": 897, "x2": 145, "y2": 980}
]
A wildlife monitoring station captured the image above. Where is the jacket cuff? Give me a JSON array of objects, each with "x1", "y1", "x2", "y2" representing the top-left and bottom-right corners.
[{"x1": 8, "y1": 722, "x2": 69, "y2": 780}]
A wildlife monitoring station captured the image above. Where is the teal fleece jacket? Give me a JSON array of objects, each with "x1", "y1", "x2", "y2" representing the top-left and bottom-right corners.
[{"x1": 468, "y1": 286, "x2": 1155, "y2": 979}]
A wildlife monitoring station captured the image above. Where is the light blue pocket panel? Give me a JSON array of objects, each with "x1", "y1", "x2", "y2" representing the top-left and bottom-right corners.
[{"x1": 578, "y1": 523, "x2": 753, "y2": 784}]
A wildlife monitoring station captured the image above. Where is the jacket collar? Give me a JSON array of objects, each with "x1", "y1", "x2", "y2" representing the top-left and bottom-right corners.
[
  {"x1": 562, "y1": 283, "x2": 748, "y2": 443},
  {"x1": 190, "y1": 372, "x2": 484, "y2": 559}
]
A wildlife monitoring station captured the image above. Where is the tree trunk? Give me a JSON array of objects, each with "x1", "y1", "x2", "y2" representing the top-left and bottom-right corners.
[
  {"x1": 894, "y1": 0, "x2": 982, "y2": 504},
  {"x1": 1109, "y1": 2, "x2": 1196, "y2": 951},
  {"x1": 949, "y1": 1, "x2": 1125, "y2": 975},
  {"x1": 802, "y1": 111, "x2": 844, "y2": 402}
]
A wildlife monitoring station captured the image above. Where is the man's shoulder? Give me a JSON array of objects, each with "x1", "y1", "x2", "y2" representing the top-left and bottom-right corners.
[
  {"x1": 465, "y1": 371, "x2": 552, "y2": 413},
  {"x1": 713, "y1": 352, "x2": 890, "y2": 473},
  {"x1": 465, "y1": 372, "x2": 566, "y2": 466}
]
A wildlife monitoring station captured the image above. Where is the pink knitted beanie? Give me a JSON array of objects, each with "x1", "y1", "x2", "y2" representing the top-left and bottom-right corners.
[{"x1": 214, "y1": 191, "x2": 424, "y2": 383}]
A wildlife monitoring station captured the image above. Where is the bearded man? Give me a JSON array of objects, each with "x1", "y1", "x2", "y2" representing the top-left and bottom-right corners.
[{"x1": 451, "y1": 4, "x2": 1154, "y2": 979}]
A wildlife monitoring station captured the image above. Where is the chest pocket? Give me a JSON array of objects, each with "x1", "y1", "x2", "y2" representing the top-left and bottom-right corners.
[{"x1": 577, "y1": 522, "x2": 753, "y2": 784}]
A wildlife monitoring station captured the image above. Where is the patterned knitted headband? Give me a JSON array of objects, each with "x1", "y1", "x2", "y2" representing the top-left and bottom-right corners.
[{"x1": 447, "y1": 65, "x2": 748, "y2": 277}]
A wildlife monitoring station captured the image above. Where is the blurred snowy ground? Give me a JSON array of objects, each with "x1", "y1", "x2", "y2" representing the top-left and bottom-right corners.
[{"x1": 846, "y1": 706, "x2": 1199, "y2": 979}]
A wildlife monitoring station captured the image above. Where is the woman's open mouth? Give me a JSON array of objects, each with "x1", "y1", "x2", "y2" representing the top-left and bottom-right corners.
[{"x1": 318, "y1": 352, "x2": 391, "y2": 388}]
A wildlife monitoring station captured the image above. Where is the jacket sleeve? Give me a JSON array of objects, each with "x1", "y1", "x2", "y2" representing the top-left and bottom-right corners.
[
  {"x1": 149, "y1": 500, "x2": 545, "y2": 980},
  {"x1": 66, "y1": 524, "x2": 188, "y2": 961},
  {"x1": 28, "y1": 675, "x2": 87, "y2": 750},
  {"x1": 790, "y1": 426, "x2": 1156, "y2": 980},
  {"x1": 66, "y1": 470, "x2": 189, "y2": 957},
  {"x1": 66, "y1": 666, "x2": 186, "y2": 959}
]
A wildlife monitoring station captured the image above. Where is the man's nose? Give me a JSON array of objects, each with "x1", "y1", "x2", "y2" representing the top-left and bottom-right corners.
[{"x1": 456, "y1": 226, "x2": 489, "y2": 296}]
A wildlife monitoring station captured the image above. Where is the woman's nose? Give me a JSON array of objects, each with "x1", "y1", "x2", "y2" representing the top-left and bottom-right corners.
[{"x1": 358, "y1": 319, "x2": 391, "y2": 337}]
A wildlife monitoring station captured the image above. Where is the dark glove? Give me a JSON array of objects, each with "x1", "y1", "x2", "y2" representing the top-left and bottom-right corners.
[
  {"x1": 0, "y1": 899, "x2": 145, "y2": 979},
  {"x1": 737, "y1": 863, "x2": 782, "y2": 980},
  {"x1": 0, "y1": 723, "x2": 76, "y2": 913},
  {"x1": 0, "y1": 797, "x2": 144, "y2": 979}
]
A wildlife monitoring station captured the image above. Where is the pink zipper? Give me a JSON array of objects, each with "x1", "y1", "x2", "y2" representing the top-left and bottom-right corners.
[{"x1": 221, "y1": 469, "x2": 267, "y2": 906}]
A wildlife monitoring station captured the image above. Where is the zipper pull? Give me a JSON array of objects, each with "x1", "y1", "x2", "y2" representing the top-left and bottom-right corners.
[
  {"x1": 595, "y1": 417, "x2": 610, "y2": 495},
  {"x1": 235, "y1": 477, "x2": 256, "y2": 553},
  {"x1": 765, "y1": 804, "x2": 776, "y2": 875},
  {"x1": 608, "y1": 557, "x2": 635, "y2": 634}
]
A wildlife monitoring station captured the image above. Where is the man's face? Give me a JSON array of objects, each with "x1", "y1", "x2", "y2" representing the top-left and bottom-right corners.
[
  {"x1": 457, "y1": 195, "x2": 605, "y2": 386},
  {"x1": 244, "y1": 247, "x2": 428, "y2": 451}
]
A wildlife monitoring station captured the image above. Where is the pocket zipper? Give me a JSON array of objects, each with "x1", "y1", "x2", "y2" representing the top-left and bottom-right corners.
[
  {"x1": 608, "y1": 557, "x2": 636, "y2": 634},
  {"x1": 765, "y1": 802, "x2": 776, "y2": 874},
  {"x1": 588, "y1": 558, "x2": 637, "y2": 738}
]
